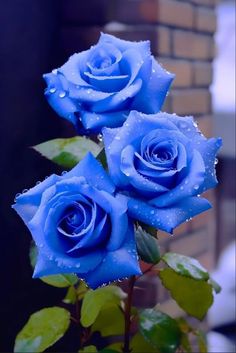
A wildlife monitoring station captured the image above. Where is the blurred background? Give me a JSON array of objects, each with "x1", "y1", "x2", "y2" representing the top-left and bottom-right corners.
[{"x1": 0, "y1": 0, "x2": 235, "y2": 351}]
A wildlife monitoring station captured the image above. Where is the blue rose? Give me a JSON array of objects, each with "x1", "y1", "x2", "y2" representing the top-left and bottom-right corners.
[
  {"x1": 43, "y1": 33, "x2": 174, "y2": 134},
  {"x1": 12, "y1": 154, "x2": 141, "y2": 289},
  {"x1": 103, "y1": 111, "x2": 222, "y2": 233}
]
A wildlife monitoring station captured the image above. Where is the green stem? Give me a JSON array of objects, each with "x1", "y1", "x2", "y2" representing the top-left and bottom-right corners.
[{"x1": 123, "y1": 275, "x2": 136, "y2": 353}]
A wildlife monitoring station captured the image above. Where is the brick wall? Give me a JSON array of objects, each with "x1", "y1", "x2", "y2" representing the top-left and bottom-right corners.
[{"x1": 58, "y1": 0, "x2": 218, "y2": 310}]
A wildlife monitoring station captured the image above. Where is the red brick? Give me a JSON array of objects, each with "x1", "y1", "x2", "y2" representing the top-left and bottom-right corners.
[
  {"x1": 173, "y1": 30, "x2": 214, "y2": 60},
  {"x1": 193, "y1": 61, "x2": 213, "y2": 86},
  {"x1": 156, "y1": 26, "x2": 171, "y2": 56},
  {"x1": 105, "y1": 25, "x2": 171, "y2": 56},
  {"x1": 157, "y1": 0, "x2": 194, "y2": 29},
  {"x1": 159, "y1": 58, "x2": 193, "y2": 88},
  {"x1": 196, "y1": 7, "x2": 217, "y2": 33},
  {"x1": 171, "y1": 88, "x2": 211, "y2": 115}
]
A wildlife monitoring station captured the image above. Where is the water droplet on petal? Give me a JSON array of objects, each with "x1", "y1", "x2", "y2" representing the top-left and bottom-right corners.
[
  {"x1": 14, "y1": 193, "x2": 21, "y2": 201},
  {"x1": 59, "y1": 91, "x2": 66, "y2": 98},
  {"x1": 214, "y1": 158, "x2": 219, "y2": 165},
  {"x1": 52, "y1": 69, "x2": 58, "y2": 75},
  {"x1": 49, "y1": 87, "x2": 56, "y2": 93},
  {"x1": 22, "y1": 189, "x2": 28, "y2": 193},
  {"x1": 193, "y1": 185, "x2": 199, "y2": 190},
  {"x1": 36, "y1": 181, "x2": 41, "y2": 185},
  {"x1": 97, "y1": 133, "x2": 103, "y2": 142},
  {"x1": 61, "y1": 171, "x2": 67, "y2": 175}
]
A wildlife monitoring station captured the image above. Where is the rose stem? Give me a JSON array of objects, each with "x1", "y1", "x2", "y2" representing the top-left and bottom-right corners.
[{"x1": 123, "y1": 275, "x2": 136, "y2": 353}]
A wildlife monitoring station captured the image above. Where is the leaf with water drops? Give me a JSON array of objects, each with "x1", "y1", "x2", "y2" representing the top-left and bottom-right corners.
[
  {"x1": 139, "y1": 308, "x2": 181, "y2": 353},
  {"x1": 33, "y1": 137, "x2": 102, "y2": 169},
  {"x1": 81, "y1": 286, "x2": 127, "y2": 327},
  {"x1": 135, "y1": 226, "x2": 160, "y2": 264},
  {"x1": 162, "y1": 252, "x2": 209, "y2": 281},
  {"x1": 14, "y1": 307, "x2": 70, "y2": 352},
  {"x1": 159, "y1": 268, "x2": 213, "y2": 320}
]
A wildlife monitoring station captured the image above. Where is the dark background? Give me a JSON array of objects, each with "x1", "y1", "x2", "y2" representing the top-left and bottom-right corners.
[{"x1": 0, "y1": 1, "x2": 76, "y2": 351}]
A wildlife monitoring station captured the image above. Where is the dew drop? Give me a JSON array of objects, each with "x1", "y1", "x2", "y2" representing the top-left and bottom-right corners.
[
  {"x1": 214, "y1": 158, "x2": 219, "y2": 165},
  {"x1": 36, "y1": 181, "x2": 41, "y2": 185},
  {"x1": 59, "y1": 91, "x2": 66, "y2": 98},
  {"x1": 52, "y1": 69, "x2": 58, "y2": 75},
  {"x1": 22, "y1": 189, "x2": 28, "y2": 193},
  {"x1": 49, "y1": 87, "x2": 56, "y2": 93},
  {"x1": 61, "y1": 171, "x2": 67, "y2": 175},
  {"x1": 97, "y1": 133, "x2": 103, "y2": 142},
  {"x1": 14, "y1": 193, "x2": 21, "y2": 201},
  {"x1": 193, "y1": 185, "x2": 199, "y2": 190}
]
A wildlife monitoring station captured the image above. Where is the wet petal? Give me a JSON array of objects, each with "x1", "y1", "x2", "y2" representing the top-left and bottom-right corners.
[
  {"x1": 81, "y1": 222, "x2": 141, "y2": 289},
  {"x1": 127, "y1": 196, "x2": 211, "y2": 234},
  {"x1": 81, "y1": 110, "x2": 128, "y2": 132},
  {"x1": 131, "y1": 58, "x2": 175, "y2": 113}
]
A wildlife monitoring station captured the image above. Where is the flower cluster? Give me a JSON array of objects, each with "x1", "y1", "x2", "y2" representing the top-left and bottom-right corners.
[{"x1": 13, "y1": 34, "x2": 221, "y2": 289}]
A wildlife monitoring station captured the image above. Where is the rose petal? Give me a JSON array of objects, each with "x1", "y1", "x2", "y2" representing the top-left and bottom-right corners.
[
  {"x1": 120, "y1": 145, "x2": 169, "y2": 196},
  {"x1": 99, "y1": 33, "x2": 151, "y2": 60},
  {"x1": 131, "y1": 58, "x2": 175, "y2": 113},
  {"x1": 33, "y1": 248, "x2": 105, "y2": 277},
  {"x1": 84, "y1": 71, "x2": 129, "y2": 92},
  {"x1": 81, "y1": 221, "x2": 141, "y2": 289},
  {"x1": 81, "y1": 110, "x2": 128, "y2": 132},
  {"x1": 65, "y1": 153, "x2": 115, "y2": 194},
  {"x1": 151, "y1": 149, "x2": 205, "y2": 207},
  {"x1": 12, "y1": 174, "x2": 59, "y2": 224},
  {"x1": 127, "y1": 196, "x2": 211, "y2": 234}
]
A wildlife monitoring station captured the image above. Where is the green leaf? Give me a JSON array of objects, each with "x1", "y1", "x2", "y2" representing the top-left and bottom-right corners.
[
  {"x1": 159, "y1": 268, "x2": 213, "y2": 320},
  {"x1": 135, "y1": 226, "x2": 161, "y2": 264},
  {"x1": 79, "y1": 345, "x2": 97, "y2": 353},
  {"x1": 96, "y1": 148, "x2": 107, "y2": 169},
  {"x1": 33, "y1": 137, "x2": 102, "y2": 168},
  {"x1": 63, "y1": 286, "x2": 77, "y2": 304},
  {"x1": 162, "y1": 252, "x2": 209, "y2": 280},
  {"x1": 77, "y1": 280, "x2": 89, "y2": 300},
  {"x1": 81, "y1": 286, "x2": 126, "y2": 327},
  {"x1": 29, "y1": 243, "x2": 78, "y2": 288},
  {"x1": 29, "y1": 242, "x2": 38, "y2": 268},
  {"x1": 40, "y1": 273, "x2": 78, "y2": 288},
  {"x1": 195, "y1": 330, "x2": 207, "y2": 353},
  {"x1": 14, "y1": 307, "x2": 70, "y2": 352},
  {"x1": 131, "y1": 333, "x2": 156, "y2": 353},
  {"x1": 92, "y1": 304, "x2": 124, "y2": 337},
  {"x1": 208, "y1": 278, "x2": 222, "y2": 294},
  {"x1": 181, "y1": 333, "x2": 192, "y2": 353},
  {"x1": 139, "y1": 309, "x2": 181, "y2": 353}
]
